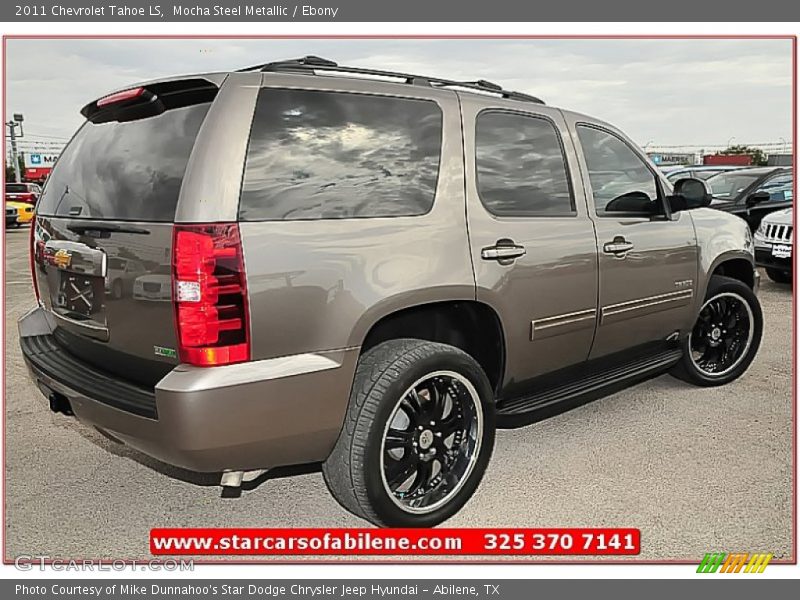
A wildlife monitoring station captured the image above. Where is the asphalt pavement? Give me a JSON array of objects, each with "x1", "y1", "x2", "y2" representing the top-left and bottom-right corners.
[{"x1": 3, "y1": 225, "x2": 794, "y2": 562}]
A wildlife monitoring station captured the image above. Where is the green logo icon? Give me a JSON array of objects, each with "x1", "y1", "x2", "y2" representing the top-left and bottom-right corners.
[{"x1": 154, "y1": 346, "x2": 177, "y2": 359}]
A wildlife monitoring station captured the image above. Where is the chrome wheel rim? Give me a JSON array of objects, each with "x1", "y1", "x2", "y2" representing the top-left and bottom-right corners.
[
  {"x1": 689, "y1": 292, "x2": 754, "y2": 377},
  {"x1": 380, "y1": 370, "x2": 482, "y2": 515}
]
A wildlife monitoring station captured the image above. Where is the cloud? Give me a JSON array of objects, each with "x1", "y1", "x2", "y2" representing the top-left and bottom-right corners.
[{"x1": 5, "y1": 38, "x2": 793, "y2": 149}]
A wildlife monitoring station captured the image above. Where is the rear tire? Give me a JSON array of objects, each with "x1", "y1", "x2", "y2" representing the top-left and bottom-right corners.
[
  {"x1": 322, "y1": 339, "x2": 495, "y2": 527},
  {"x1": 671, "y1": 275, "x2": 762, "y2": 386},
  {"x1": 766, "y1": 268, "x2": 792, "y2": 284}
]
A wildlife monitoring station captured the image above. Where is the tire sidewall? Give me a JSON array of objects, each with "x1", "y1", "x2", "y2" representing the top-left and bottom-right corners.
[
  {"x1": 766, "y1": 268, "x2": 791, "y2": 284},
  {"x1": 684, "y1": 277, "x2": 763, "y2": 385},
  {"x1": 361, "y1": 349, "x2": 495, "y2": 528}
]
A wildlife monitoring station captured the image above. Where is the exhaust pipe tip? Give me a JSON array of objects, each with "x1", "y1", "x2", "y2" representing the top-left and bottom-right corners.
[{"x1": 48, "y1": 392, "x2": 73, "y2": 416}]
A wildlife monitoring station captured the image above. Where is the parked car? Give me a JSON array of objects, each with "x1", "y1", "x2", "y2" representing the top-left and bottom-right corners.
[
  {"x1": 6, "y1": 200, "x2": 35, "y2": 225},
  {"x1": 105, "y1": 257, "x2": 147, "y2": 299},
  {"x1": 19, "y1": 57, "x2": 763, "y2": 527},
  {"x1": 133, "y1": 264, "x2": 172, "y2": 301},
  {"x1": 706, "y1": 166, "x2": 793, "y2": 231},
  {"x1": 754, "y1": 208, "x2": 793, "y2": 284},
  {"x1": 5, "y1": 182, "x2": 41, "y2": 205},
  {"x1": 662, "y1": 165, "x2": 744, "y2": 183},
  {"x1": 5, "y1": 204, "x2": 18, "y2": 228}
]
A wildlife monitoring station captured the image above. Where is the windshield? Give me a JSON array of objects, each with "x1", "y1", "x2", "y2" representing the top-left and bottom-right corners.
[{"x1": 707, "y1": 171, "x2": 761, "y2": 200}]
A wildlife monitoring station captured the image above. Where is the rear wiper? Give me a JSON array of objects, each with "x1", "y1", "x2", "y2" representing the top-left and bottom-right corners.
[{"x1": 67, "y1": 222, "x2": 151, "y2": 235}]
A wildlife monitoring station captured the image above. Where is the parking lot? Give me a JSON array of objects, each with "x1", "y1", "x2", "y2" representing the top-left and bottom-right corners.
[{"x1": 3, "y1": 224, "x2": 793, "y2": 562}]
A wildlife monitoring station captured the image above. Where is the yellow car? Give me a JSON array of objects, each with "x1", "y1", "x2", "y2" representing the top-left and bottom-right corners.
[{"x1": 6, "y1": 201, "x2": 35, "y2": 226}]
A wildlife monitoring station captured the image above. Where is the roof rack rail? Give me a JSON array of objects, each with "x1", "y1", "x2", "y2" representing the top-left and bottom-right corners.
[{"x1": 237, "y1": 56, "x2": 545, "y2": 105}]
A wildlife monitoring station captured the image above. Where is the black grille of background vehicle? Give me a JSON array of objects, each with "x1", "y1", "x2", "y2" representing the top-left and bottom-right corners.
[
  {"x1": 20, "y1": 334, "x2": 157, "y2": 419},
  {"x1": 143, "y1": 282, "x2": 162, "y2": 293},
  {"x1": 762, "y1": 223, "x2": 793, "y2": 243}
]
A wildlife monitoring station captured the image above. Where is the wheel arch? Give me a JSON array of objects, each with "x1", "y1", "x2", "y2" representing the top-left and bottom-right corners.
[
  {"x1": 695, "y1": 250, "x2": 756, "y2": 315},
  {"x1": 356, "y1": 299, "x2": 506, "y2": 396},
  {"x1": 710, "y1": 256, "x2": 756, "y2": 289}
]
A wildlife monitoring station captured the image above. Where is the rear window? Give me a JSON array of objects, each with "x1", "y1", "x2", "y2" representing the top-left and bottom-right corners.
[
  {"x1": 36, "y1": 101, "x2": 211, "y2": 222},
  {"x1": 6, "y1": 184, "x2": 28, "y2": 193},
  {"x1": 239, "y1": 88, "x2": 443, "y2": 221}
]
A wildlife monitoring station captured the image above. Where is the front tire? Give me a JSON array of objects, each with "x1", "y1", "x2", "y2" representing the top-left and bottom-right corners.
[
  {"x1": 671, "y1": 275, "x2": 762, "y2": 386},
  {"x1": 322, "y1": 339, "x2": 495, "y2": 527},
  {"x1": 766, "y1": 267, "x2": 792, "y2": 284}
]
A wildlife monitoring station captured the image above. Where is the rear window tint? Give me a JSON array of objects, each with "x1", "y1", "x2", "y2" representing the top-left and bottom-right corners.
[
  {"x1": 36, "y1": 102, "x2": 211, "y2": 222},
  {"x1": 6, "y1": 184, "x2": 28, "y2": 193},
  {"x1": 239, "y1": 89, "x2": 442, "y2": 221}
]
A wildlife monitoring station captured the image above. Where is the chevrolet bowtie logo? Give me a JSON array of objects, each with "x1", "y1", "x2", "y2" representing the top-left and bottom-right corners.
[{"x1": 53, "y1": 249, "x2": 72, "y2": 270}]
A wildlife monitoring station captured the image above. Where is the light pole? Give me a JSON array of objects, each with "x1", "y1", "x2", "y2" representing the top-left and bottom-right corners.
[{"x1": 5, "y1": 113, "x2": 24, "y2": 183}]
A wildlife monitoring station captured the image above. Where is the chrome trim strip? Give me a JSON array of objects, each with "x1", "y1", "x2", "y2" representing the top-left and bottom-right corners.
[
  {"x1": 601, "y1": 289, "x2": 693, "y2": 323},
  {"x1": 50, "y1": 311, "x2": 109, "y2": 334},
  {"x1": 531, "y1": 308, "x2": 596, "y2": 341}
]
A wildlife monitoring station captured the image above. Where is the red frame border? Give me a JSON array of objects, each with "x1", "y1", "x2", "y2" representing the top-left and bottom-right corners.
[{"x1": 2, "y1": 33, "x2": 796, "y2": 567}]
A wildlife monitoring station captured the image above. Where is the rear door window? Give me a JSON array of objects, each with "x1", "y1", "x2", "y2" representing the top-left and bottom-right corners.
[
  {"x1": 239, "y1": 89, "x2": 443, "y2": 221},
  {"x1": 475, "y1": 111, "x2": 574, "y2": 216},
  {"x1": 36, "y1": 101, "x2": 212, "y2": 222}
]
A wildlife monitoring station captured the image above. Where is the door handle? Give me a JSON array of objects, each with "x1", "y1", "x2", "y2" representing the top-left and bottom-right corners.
[
  {"x1": 603, "y1": 238, "x2": 634, "y2": 255},
  {"x1": 481, "y1": 242, "x2": 526, "y2": 262}
]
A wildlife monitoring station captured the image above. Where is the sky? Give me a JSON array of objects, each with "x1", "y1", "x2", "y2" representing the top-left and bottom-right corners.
[{"x1": 5, "y1": 38, "x2": 794, "y2": 154}]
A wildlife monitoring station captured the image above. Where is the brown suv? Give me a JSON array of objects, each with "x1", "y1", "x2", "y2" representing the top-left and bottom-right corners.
[{"x1": 19, "y1": 57, "x2": 763, "y2": 527}]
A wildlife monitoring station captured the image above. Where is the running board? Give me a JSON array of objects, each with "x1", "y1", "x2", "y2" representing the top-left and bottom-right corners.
[{"x1": 496, "y1": 348, "x2": 683, "y2": 428}]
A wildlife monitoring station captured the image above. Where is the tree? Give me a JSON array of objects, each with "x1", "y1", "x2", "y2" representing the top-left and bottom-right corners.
[{"x1": 720, "y1": 144, "x2": 768, "y2": 166}]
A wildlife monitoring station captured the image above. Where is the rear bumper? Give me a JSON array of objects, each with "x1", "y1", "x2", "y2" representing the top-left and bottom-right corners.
[{"x1": 18, "y1": 306, "x2": 358, "y2": 473}]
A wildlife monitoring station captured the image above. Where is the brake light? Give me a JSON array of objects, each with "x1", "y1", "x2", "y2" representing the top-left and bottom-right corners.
[
  {"x1": 29, "y1": 219, "x2": 40, "y2": 304},
  {"x1": 96, "y1": 86, "x2": 145, "y2": 107},
  {"x1": 172, "y1": 223, "x2": 250, "y2": 367}
]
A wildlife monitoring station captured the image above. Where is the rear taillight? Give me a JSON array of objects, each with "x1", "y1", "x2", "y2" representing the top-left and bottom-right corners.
[
  {"x1": 172, "y1": 223, "x2": 250, "y2": 367},
  {"x1": 29, "y1": 219, "x2": 40, "y2": 304}
]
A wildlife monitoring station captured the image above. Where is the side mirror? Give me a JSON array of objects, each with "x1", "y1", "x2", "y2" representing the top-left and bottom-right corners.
[
  {"x1": 746, "y1": 191, "x2": 770, "y2": 207},
  {"x1": 670, "y1": 177, "x2": 712, "y2": 211}
]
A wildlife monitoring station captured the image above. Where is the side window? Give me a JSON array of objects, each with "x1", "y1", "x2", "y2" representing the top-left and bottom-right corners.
[
  {"x1": 577, "y1": 125, "x2": 660, "y2": 216},
  {"x1": 475, "y1": 111, "x2": 574, "y2": 216},
  {"x1": 756, "y1": 173, "x2": 793, "y2": 202},
  {"x1": 239, "y1": 89, "x2": 443, "y2": 221}
]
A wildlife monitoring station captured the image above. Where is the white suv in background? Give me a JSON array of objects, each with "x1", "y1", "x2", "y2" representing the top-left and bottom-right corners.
[{"x1": 754, "y1": 207, "x2": 793, "y2": 283}]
